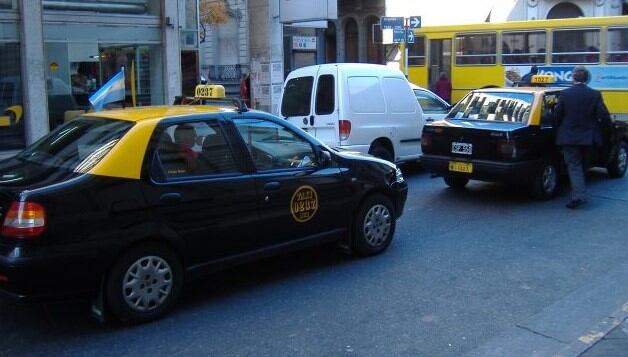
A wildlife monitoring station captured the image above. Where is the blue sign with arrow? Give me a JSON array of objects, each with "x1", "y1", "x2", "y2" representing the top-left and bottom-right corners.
[{"x1": 408, "y1": 16, "x2": 421, "y2": 29}]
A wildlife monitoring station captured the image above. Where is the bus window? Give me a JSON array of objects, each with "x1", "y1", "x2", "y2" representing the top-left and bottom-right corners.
[
  {"x1": 407, "y1": 36, "x2": 425, "y2": 66},
  {"x1": 455, "y1": 33, "x2": 496, "y2": 65},
  {"x1": 552, "y1": 29, "x2": 600, "y2": 64},
  {"x1": 607, "y1": 27, "x2": 628, "y2": 63},
  {"x1": 502, "y1": 31, "x2": 546, "y2": 64}
]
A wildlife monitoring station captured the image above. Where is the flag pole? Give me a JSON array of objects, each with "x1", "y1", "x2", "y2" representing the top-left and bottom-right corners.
[{"x1": 131, "y1": 60, "x2": 137, "y2": 107}]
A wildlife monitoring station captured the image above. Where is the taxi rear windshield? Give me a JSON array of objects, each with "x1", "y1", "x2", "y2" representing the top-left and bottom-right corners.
[
  {"x1": 15, "y1": 117, "x2": 133, "y2": 173},
  {"x1": 447, "y1": 91, "x2": 534, "y2": 123}
]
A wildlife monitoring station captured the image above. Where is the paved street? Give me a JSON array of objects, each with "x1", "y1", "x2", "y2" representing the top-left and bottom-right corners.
[{"x1": 1, "y1": 166, "x2": 627, "y2": 357}]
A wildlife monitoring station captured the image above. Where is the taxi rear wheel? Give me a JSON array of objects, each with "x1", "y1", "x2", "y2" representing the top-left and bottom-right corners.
[
  {"x1": 607, "y1": 141, "x2": 627, "y2": 178},
  {"x1": 353, "y1": 194, "x2": 396, "y2": 256},
  {"x1": 531, "y1": 160, "x2": 559, "y2": 200},
  {"x1": 106, "y1": 242, "x2": 183, "y2": 324},
  {"x1": 443, "y1": 176, "x2": 469, "y2": 189}
]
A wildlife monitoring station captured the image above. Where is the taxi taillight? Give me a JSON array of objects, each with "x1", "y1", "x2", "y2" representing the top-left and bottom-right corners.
[
  {"x1": 497, "y1": 139, "x2": 517, "y2": 159},
  {"x1": 339, "y1": 120, "x2": 351, "y2": 141},
  {"x1": 1, "y1": 201, "x2": 47, "y2": 238},
  {"x1": 422, "y1": 132, "x2": 432, "y2": 151}
]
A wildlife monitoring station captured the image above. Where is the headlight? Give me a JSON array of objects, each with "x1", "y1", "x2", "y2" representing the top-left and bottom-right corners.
[{"x1": 395, "y1": 167, "x2": 405, "y2": 183}]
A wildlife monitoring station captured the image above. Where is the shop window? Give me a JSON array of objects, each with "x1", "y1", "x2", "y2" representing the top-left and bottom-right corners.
[
  {"x1": 552, "y1": 29, "x2": 600, "y2": 64},
  {"x1": 607, "y1": 27, "x2": 628, "y2": 63},
  {"x1": 0, "y1": 42, "x2": 25, "y2": 149},
  {"x1": 455, "y1": 33, "x2": 497, "y2": 65},
  {"x1": 408, "y1": 36, "x2": 426, "y2": 66},
  {"x1": 42, "y1": 0, "x2": 160, "y2": 16},
  {"x1": 502, "y1": 31, "x2": 546, "y2": 64}
]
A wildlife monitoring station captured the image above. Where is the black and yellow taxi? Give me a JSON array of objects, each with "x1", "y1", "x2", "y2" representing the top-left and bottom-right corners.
[
  {"x1": 0, "y1": 85, "x2": 407, "y2": 323},
  {"x1": 421, "y1": 75, "x2": 628, "y2": 199}
]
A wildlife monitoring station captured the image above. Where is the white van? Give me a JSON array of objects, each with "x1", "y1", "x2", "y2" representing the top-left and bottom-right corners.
[{"x1": 278, "y1": 63, "x2": 424, "y2": 163}]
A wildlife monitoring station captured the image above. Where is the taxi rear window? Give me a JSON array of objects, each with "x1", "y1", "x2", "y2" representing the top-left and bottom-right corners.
[
  {"x1": 447, "y1": 91, "x2": 534, "y2": 123},
  {"x1": 15, "y1": 117, "x2": 133, "y2": 173}
]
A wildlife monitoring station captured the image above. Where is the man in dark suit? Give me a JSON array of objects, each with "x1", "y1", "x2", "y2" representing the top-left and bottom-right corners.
[{"x1": 555, "y1": 65, "x2": 611, "y2": 209}]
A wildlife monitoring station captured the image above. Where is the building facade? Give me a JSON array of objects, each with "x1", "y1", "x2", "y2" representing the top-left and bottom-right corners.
[{"x1": 0, "y1": 0, "x2": 199, "y2": 157}]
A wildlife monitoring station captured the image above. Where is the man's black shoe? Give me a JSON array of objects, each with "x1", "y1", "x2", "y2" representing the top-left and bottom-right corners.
[{"x1": 566, "y1": 199, "x2": 586, "y2": 209}]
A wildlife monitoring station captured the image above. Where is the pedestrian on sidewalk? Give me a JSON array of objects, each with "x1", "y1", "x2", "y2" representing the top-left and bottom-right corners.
[
  {"x1": 554, "y1": 65, "x2": 611, "y2": 209},
  {"x1": 433, "y1": 72, "x2": 452, "y2": 104}
]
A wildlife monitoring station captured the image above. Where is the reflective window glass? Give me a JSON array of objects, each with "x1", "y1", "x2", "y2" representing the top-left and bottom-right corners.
[
  {"x1": 447, "y1": 91, "x2": 533, "y2": 123},
  {"x1": 234, "y1": 118, "x2": 317, "y2": 171},
  {"x1": 281, "y1": 76, "x2": 313, "y2": 117},
  {"x1": 607, "y1": 27, "x2": 628, "y2": 63},
  {"x1": 315, "y1": 75, "x2": 334, "y2": 115},
  {"x1": 552, "y1": 29, "x2": 600, "y2": 64},
  {"x1": 0, "y1": 42, "x2": 24, "y2": 149},
  {"x1": 408, "y1": 36, "x2": 426, "y2": 66},
  {"x1": 455, "y1": 33, "x2": 497, "y2": 65},
  {"x1": 502, "y1": 31, "x2": 546, "y2": 64}
]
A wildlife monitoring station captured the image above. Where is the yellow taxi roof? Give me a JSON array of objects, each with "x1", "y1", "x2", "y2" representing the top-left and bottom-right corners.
[
  {"x1": 83, "y1": 105, "x2": 234, "y2": 122},
  {"x1": 479, "y1": 87, "x2": 563, "y2": 94}
]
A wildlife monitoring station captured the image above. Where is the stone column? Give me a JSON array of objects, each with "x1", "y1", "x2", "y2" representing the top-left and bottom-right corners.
[
  {"x1": 162, "y1": 0, "x2": 182, "y2": 105},
  {"x1": 358, "y1": 16, "x2": 367, "y2": 63},
  {"x1": 337, "y1": 19, "x2": 345, "y2": 63},
  {"x1": 19, "y1": 0, "x2": 48, "y2": 144}
]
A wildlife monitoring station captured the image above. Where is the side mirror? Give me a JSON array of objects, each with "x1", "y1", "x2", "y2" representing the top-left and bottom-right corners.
[{"x1": 319, "y1": 149, "x2": 332, "y2": 167}]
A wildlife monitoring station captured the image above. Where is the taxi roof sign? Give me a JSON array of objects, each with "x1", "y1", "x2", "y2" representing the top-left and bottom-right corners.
[
  {"x1": 195, "y1": 84, "x2": 226, "y2": 99},
  {"x1": 531, "y1": 74, "x2": 555, "y2": 85}
]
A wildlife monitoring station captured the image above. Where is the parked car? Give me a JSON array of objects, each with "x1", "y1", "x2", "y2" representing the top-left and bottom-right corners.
[
  {"x1": 278, "y1": 63, "x2": 425, "y2": 163},
  {"x1": 0, "y1": 85, "x2": 408, "y2": 323},
  {"x1": 410, "y1": 83, "x2": 451, "y2": 122},
  {"x1": 420, "y1": 81, "x2": 627, "y2": 199}
]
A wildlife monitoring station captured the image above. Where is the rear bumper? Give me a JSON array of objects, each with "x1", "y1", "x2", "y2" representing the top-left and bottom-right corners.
[
  {"x1": 391, "y1": 181, "x2": 408, "y2": 219},
  {"x1": 0, "y1": 243, "x2": 113, "y2": 302},
  {"x1": 421, "y1": 155, "x2": 540, "y2": 183}
]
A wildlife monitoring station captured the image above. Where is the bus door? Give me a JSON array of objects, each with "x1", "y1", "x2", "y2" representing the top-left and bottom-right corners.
[{"x1": 428, "y1": 38, "x2": 452, "y2": 90}]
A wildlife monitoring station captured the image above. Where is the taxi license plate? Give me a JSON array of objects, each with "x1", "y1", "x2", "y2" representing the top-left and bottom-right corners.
[
  {"x1": 451, "y1": 142, "x2": 472, "y2": 155},
  {"x1": 449, "y1": 161, "x2": 473, "y2": 173}
]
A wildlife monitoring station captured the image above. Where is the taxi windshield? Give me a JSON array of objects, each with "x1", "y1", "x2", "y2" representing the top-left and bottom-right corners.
[
  {"x1": 16, "y1": 117, "x2": 133, "y2": 173},
  {"x1": 447, "y1": 91, "x2": 534, "y2": 123}
]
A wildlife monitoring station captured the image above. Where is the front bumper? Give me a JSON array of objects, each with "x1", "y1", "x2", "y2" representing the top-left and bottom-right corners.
[
  {"x1": 391, "y1": 180, "x2": 408, "y2": 219},
  {"x1": 421, "y1": 155, "x2": 540, "y2": 183}
]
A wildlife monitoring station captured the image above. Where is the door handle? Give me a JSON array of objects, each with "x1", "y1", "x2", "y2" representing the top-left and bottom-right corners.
[
  {"x1": 160, "y1": 192, "x2": 182, "y2": 204},
  {"x1": 309, "y1": 115, "x2": 315, "y2": 126},
  {"x1": 264, "y1": 181, "x2": 281, "y2": 191}
]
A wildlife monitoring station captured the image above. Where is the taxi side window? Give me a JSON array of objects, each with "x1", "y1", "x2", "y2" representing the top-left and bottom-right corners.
[
  {"x1": 541, "y1": 93, "x2": 559, "y2": 126},
  {"x1": 154, "y1": 121, "x2": 239, "y2": 179},
  {"x1": 233, "y1": 118, "x2": 318, "y2": 171}
]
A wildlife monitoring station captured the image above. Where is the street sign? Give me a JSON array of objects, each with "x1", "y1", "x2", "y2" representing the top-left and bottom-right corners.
[
  {"x1": 381, "y1": 16, "x2": 404, "y2": 29},
  {"x1": 406, "y1": 30, "x2": 415, "y2": 44},
  {"x1": 393, "y1": 28, "x2": 405, "y2": 43},
  {"x1": 408, "y1": 16, "x2": 422, "y2": 29}
]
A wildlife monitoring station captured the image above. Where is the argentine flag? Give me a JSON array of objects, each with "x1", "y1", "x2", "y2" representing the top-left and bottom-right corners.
[{"x1": 89, "y1": 67, "x2": 125, "y2": 111}]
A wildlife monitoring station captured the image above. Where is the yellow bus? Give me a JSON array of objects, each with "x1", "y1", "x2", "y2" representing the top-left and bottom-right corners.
[{"x1": 403, "y1": 16, "x2": 628, "y2": 120}]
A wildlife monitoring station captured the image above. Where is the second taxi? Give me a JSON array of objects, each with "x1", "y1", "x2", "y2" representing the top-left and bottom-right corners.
[{"x1": 0, "y1": 85, "x2": 407, "y2": 323}]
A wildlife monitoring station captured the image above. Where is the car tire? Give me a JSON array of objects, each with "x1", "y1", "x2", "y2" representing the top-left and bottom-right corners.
[
  {"x1": 607, "y1": 141, "x2": 627, "y2": 178},
  {"x1": 106, "y1": 242, "x2": 183, "y2": 324},
  {"x1": 443, "y1": 176, "x2": 469, "y2": 189},
  {"x1": 353, "y1": 194, "x2": 396, "y2": 257},
  {"x1": 531, "y1": 159, "x2": 559, "y2": 200},
  {"x1": 369, "y1": 145, "x2": 394, "y2": 162}
]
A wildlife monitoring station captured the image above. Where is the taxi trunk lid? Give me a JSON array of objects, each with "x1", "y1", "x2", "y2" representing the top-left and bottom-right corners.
[{"x1": 423, "y1": 120, "x2": 527, "y2": 161}]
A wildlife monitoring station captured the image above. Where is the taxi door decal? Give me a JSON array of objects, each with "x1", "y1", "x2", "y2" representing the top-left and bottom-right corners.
[{"x1": 290, "y1": 185, "x2": 318, "y2": 223}]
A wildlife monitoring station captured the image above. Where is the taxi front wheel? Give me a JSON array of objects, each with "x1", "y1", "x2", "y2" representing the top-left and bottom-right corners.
[
  {"x1": 353, "y1": 194, "x2": 396, "y2": 256},
  {"x1": 106, "y1": 242, "x2": 183, "y2": 324}
]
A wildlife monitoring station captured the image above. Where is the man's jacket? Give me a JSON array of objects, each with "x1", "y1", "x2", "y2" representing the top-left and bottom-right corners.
[{"x1": 555, "y1": 83, "x2": 610, "y2": 146}]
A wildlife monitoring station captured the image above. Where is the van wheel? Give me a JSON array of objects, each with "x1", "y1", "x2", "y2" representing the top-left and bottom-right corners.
[
  {"x1": 531, "y1": 159, "x2": 559, "y2": 200},
  {"x1": 443, "y1": 176, "x2": 468, "y2": 189},
  {"x1": 106, "y1": 242, "x2": 183, "y2": 324},
  {"x1": 369, "y1": 145, "x2": 393, "y2": 162},
  {"x1": 607, "y1": 141, "x2": 627, "y2": 178},
  {"x1": 353, "y1": 194, "x2": 396, "y2": 257}
]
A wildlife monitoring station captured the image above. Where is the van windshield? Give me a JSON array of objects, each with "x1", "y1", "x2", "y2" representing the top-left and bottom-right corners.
[
  {"x1": 281, "y1": 76, "x2": 313, "y2": 117},
  {"x1": 15, "y1": 117, "x2": 133, "y2": 173},
  {"x1": 446, "y1": 91, "x2": 534, "y2": 123}
]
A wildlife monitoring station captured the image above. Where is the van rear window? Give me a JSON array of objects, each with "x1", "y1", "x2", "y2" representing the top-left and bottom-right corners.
[{"x1": 281, "y1": 76, "x2": 314, "y2": 117}]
